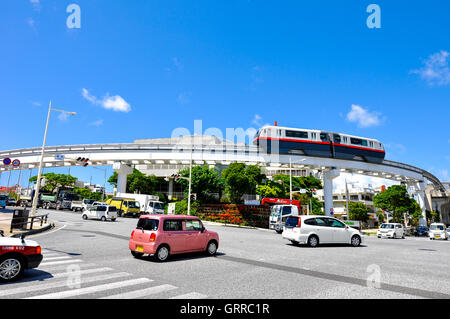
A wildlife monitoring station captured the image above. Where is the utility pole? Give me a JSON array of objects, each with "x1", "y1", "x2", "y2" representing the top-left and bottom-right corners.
[{"x1": 187, "y1": 148, "x2": 193, "y2": 215}]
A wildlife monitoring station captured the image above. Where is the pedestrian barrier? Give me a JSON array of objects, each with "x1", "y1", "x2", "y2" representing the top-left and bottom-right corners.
[{"x1": 9, "y1": 208, "x2": 49, "y2": 233}]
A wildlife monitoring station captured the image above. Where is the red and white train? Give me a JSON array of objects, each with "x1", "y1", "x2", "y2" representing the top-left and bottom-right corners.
[{"x1": 253, "y1": 124, "x2": 385, "y2": 164}]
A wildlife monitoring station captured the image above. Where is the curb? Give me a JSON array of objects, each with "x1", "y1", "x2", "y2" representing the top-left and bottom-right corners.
[
  {"x1": 202, "y1": 221, "x2": 271, "y2": 232},
  {"x1": 11, "y1": 223, "x2": 55, "y2": 238}
]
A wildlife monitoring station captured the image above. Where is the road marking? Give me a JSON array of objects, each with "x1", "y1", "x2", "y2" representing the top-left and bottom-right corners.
[
  {"x1": 39, "y1": 259, "x2": 83, "y2": 267},
  {"x1": 1, "y1": 272, "x2": 129, "y2": 297},
  {"x1": 171, "y1": 292, "x2": 208, "y2": 299},
  {"x1": 101, "y1": 284, "x2": 177, "y2": 299},
  {"x1": 37, "y1": 263, "x2": 98, "y2": 271},
  {"x1": 43, "y1": 256, "x2": 73, "y2": 261},
  {"x1": 26, "y1": 278, "x2": 152, "y2": 299}
]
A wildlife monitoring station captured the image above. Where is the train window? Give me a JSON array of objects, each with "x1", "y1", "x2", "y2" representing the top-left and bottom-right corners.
[
  {"x1": 350, "y1": 138, "x2": 362, "y2": 145},
  {"x1": 311, "y1": 132, "x2": 317, "y2": 140},
  {"x1": 343, "y1": 136, "x2": 348, "y2": 144},
  {"x1": 369, "y1": 141, "x2": 373, "y2": 148},
  {"x1": 333, "y1": 135, "x2": 341, "y2": 143},
  {"x1": 362, "y1": 140, "x2": 367, "y2": 146},
  {"x1": 320, "y1": 133, "x2": 328, "y2": 140},
  {"x1": 286, "y1": 130, "x2": 308, "y2": 139}
]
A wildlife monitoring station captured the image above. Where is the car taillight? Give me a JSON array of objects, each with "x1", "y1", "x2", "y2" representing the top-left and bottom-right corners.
[
  {"x1": 131, "y1": 230, "x2": 135, "y2": 237},
  {"x1": 297, "y1": 217, "x2": 301, "y2": 228},
  {"x1": 36, "y1": 246, "x2": 41, "y2": 254},
  {"x1": 150, "y1": 233, "x2": 156, "y2": 242}
]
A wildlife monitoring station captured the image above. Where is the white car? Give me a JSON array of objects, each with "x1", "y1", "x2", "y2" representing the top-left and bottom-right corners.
[
  {"x1": 282, "y1": 215, "x2": 363, "y2": 247},
  {"x1": 429, "y1": 223, "x2": 448, "y2": 240},
  {"x1": 377, "y1": 223, "x2": 405, "y2": 239},
  {"x1": 82, "y1": 205, "x2": 117, "y2": 222}
]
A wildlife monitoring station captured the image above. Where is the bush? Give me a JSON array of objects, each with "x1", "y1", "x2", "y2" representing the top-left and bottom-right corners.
[{"x1": 172, "y1": 200, "x2": 199, "y2": 216}]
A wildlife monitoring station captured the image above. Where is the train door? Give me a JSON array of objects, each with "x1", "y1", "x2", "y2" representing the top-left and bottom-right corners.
[{"x1": 320, "y1": 132, "x2": 334, "y2": 158}]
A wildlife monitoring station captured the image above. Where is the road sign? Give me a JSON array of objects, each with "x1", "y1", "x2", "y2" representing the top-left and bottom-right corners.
[
  {"x1": 330, "y1": 207, "x2": 334, "y2": 215},
  {"x1": 55, "y1": 154, "x2": 64, "y2": 161},
  {"x1": 3, "y1": 158, "x2": 11, "y2": 166},
  {"x1": 12, "y1": 159, "x2": 20, "y2": 167}
]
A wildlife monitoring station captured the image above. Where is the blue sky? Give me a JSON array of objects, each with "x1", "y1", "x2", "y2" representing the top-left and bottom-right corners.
[{"x1": 1, "y1": 0, "x2": 449, "y2": 191}]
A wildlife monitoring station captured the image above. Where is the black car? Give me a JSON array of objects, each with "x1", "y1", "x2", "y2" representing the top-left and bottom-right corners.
[
  {"x1": 6, "y1": 197, "x2": 17, "y2": 206},
  {"x1": 415, "y1": 226, "x2": 429, "y2": 237}
]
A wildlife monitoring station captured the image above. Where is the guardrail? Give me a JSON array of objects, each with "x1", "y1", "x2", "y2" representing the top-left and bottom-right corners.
[{"x1": 9, "y1": 213, "x2": 49, "y2": 233}]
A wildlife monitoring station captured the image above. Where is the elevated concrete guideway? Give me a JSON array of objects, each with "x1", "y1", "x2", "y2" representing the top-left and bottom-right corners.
[{"x1": 0, "y1": 136, "x2": 446, "y2": 224}]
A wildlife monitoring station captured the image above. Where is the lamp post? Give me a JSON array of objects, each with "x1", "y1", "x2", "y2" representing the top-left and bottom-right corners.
[
  {"x1": 345, "y1": 179, "x2": 359, "y2": 221},
  {"x1": 187, "y1": 148, "x2": 193, "y2": 215},
  {"x1": 289, "y1": 158, "x2": 306, "y2": 200},
  {"x1": 93, "y1": 166, "x2": 107, "y2": 201},
  {"x1": 30, "y1": 101, "x2": 76, "y2": 217}
]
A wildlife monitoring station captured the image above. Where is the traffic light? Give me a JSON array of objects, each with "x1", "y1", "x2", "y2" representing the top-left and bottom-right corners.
[
  {"x1": 76, "y1": 157, "x2": 89, "y2": 167},
  {"x1": 171, "y1": 174, "x2": 181, "y2": 181}
]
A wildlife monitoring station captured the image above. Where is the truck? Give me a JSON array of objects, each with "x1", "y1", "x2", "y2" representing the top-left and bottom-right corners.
[
  {"x1": 70, "y1": 198, "x2": 95, "y2": 212},
  {"x1": 262, "y1": 198, "x2": 302, "y2": 233},
  {"x1": 55, "y1": 190, "x2": 81, "y2": 211},
  {"x1": 106, "y1": 197, "x2": 141, "y2": 217},
  {"x1": 116, "y1": 193, "x2": 165, "y2": 214}
]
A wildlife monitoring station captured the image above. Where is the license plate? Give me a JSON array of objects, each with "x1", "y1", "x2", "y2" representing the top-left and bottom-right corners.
[
  {"x1": 136, "y1": 245, "x2": 144, "y2": 252},
  {"x1": 435, "y1": 235, "x2": 440, "y2": 239}
]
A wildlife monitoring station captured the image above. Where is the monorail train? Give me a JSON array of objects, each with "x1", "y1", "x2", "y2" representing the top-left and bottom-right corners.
[{"x1": 253, "y1": 125, "x2": 385, "y2": 163}]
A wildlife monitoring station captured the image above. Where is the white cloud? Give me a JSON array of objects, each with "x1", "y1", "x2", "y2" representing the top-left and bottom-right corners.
[
  {"x1": 252, "y1": 114, "x2": 263, "y2": 126},
  {"x1": 31, "y1": 101, "x2": 41, "y2": 106},
  {"x1": 82, "y1": 88, "x2": 131, "y2": 113},
  {"x1": 346, "y1": 104, "x2": 384, "y2": 128},
  {"x1": 58, "y1": 112, "x2": 69, "y2": 121},
  {"x1": 411, "y1": 50, "x2": 450, "y2": 86},
  {"x1": 89, "y1": 119, "x2": 104, "y2": 127},
  {"x1": 177, "y1": 92, "x2": 190, "y2": 105}
]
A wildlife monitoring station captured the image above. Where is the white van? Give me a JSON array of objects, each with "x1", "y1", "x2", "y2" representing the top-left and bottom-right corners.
[
  {"x1": 282, "y1": 215, "x2": 363, "y2": 247},
  {"x1": 269, "y1": 205, "x2": 299, "y2": 233},
  {"x1": 117, "y1": 193, "x2": 164, "y2": 214},
  {"x1": 377, "y1": 223, "x2": 405, "y2": 239},
  {"x1": 82, "y1": 205, "x2": 117, "y2": 222},
  {"x1": 429, "y1": 223, "x2": 448, "y2": 240}
]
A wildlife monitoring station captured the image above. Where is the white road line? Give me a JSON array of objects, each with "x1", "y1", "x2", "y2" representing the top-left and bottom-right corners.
[
  {"x1": 36, "y1": 263, "x2": 98, "y2": 271},
  {"x1": 39, "y1": 259, "x2": 83, "y2": 267},
  {"x1": 26, "y1": 278, "x2": 152, "y2": 299},
  {"x1": 101, "y1": 284, "x2": 177, "y2": 299},
  {"x1": 43, "y1": 256, "x2": 72, "y2": 261},
  {"x1": 1, "y1": 272, "x2": 129, "y2": 297},
  {"x1": 171, "y1": 292, "x2": 208, "y2": 299},
  {"x1": 52, "y1": 267, "x2": 114, "y2": 278}
]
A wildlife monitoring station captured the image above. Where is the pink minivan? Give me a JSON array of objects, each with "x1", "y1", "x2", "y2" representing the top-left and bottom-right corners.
[{"x1": 129, "y1": 215, "x2": 219, "y2": 262}]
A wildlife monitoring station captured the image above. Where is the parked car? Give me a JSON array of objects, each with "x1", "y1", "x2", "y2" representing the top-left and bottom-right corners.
[
  {"x1": 71, "y1": 199, "x2": 96, "y2": 212},
  {"x1": 0, "y1": 195, "x2": 7, "y2": 209},
  {"x1": 81, "y1": 205, "x2": 117, "y2": 222},
  {"x1": 129, "y1": 215, "x2": 219, "y2": 262},
  {"x1": 281, "y1": 215, "x2": 363, "y2": 247},
  {"x1": 6, "y1": 197, "x2": 17, "y2": 206},
  {"x1": 429, "y1": 223, "x2": 448, "y2": 240},
  {"x1": 0, "y1": 231, "x2": 43, "y2": 282},
  {"x1": 377, "y1": 223, "x2": 405, "y2": 239},
  {"x1": 415, "y1": 225, "x2": 429, "y2": 237}
]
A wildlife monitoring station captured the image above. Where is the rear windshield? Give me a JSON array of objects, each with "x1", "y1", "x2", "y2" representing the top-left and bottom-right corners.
[
  {"x1": 381, "y1": 224, "x2": 394, "y2": 229},
  {"x1": 0, "y1": 195, "x2": 7, "y2": 200},
  {"x1": 285, "y1": 216, "x2": 299, "y2": 227},
  {"x1": 430, "y1": 224, "x2": 444, "y2": 231},
  {"x1": 137, "y1": 218, "x2": 159, "y2": 231},
  {"x1": 108, "y1": 206, "x2": 117, "y2": 212}
]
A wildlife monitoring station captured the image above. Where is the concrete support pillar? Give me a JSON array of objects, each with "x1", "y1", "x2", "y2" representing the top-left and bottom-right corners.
[
  {"x1": 323, "y1": 168, "x2": 340, "y2": 216},
  {"x1": 113, "y1": 162, "x2": 133, "y2": 194},
  {"x1": 168, "y1": 178, "x2": 174, "y2": 200},
  {"x1": 416, "y1": 181, "x2": 427, "y2": 226}
]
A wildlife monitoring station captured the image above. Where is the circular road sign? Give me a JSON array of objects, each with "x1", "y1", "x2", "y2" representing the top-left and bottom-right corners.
[
  {"x1": 12, "y1": 159, "x2": 20, "y2": 167},
  {"x1": 3, "y1": 158, "x2": 11, "y2": 166}
]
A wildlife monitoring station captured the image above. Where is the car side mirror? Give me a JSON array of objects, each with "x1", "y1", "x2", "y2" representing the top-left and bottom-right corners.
[
  {"x1": 201, "y1": 226, "x2": 206, "y2": 233},
  {"x1": 0, "y1": 230, "x2": 4, "y2": 237}
]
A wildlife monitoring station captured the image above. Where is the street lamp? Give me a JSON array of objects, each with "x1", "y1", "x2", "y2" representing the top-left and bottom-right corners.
[
  {"x1": 93, "y1": 166, "x2": 107, "y2": 201},
  {"x1": 289, "y1": 158, "x2": 306, "y2": 200},
  {"x1": 345, "y1": 179, "x2": 359, "y2": 220},
  {"x1": 30, "y1": 101, "x2": 76, "y2": 217}
]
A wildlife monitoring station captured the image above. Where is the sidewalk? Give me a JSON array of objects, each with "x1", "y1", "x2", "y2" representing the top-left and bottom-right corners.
[
  {"x1": 0, "y1": 212, "x2": 13, "y2": 236},
  {"x1": 202, "y1": 220, "x2": 272, "y2": 232}
]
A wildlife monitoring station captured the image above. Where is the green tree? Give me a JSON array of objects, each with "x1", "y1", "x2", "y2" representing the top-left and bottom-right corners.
[
  {"x1": 348, "y1": 202, "x2": 370, "y2": 222},
  {"x1": 222, "y1": 163, "x2": 265, "y2": 203},
  {"x1": 373, "y1": 185, "x2": 419, "y2": 223},
  {"x1": 176, "y1": 165, "x2": 223, "y2": 203},
  {"x1": 74, "y1": 187, "x2": 103, "y2": 201},
  {"x1": 272, "y1": 174, "x2": 322, "y2": 197},
  {"x1": 256, "y1": 180, "x2": 286, "y2": 198},
  {"x1": 108, "y1": 169, "x2": 158, "y2": 194},
  {"x1": 29, "y1": 173, "x2": 77, "y2": 193}
]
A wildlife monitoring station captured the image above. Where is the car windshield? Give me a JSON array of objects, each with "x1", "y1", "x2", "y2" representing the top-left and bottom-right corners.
[
  {"x1": 381, "y1": 224, "x2": 394, "y2": 229},
  {"x1": 285, "y1": 216, "x2": 299, "y2": 227},
  {"x1": 154, "y1": 202, "x2": 164, "y2": 210},
  {"x1": 430, "y1": 225, "x2": 444, "y2": 230},
  {"x1": 84, "y1": 199, "x2": 95, "y2": 204},
  {"x1": 128, "y1": 201, "x2": 140, "y2": 208},
  {"x1": 270, "y1": 206, "x2": 281, "y2": 216}
]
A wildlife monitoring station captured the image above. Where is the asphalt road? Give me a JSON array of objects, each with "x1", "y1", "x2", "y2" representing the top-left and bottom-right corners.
[{"x1": 1, "y1": 209, "x2": 449, "y2": 299}]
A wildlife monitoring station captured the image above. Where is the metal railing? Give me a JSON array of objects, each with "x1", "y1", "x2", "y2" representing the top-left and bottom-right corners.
[{"x1": 9, "y1": 213, "x2": 49, "y2": 233}]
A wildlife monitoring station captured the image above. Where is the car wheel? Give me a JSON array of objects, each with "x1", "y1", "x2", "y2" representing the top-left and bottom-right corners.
[
  {"x1": 206, "y1": 240, "x2": 218, "y2": 256},
  {"x1": 351, "y1": 235, "x2": 361, "y2": 247},
  {"x1": 0, "y1": 255, "x2": 25, "y2": 282},
  {"x1": 82, "y1": 214, "x2": 88, "y2": 220},
  {"x1": 307, "y1": 235, "x2": 319, "y2": 247},
  {"x1": 101, "y1": 216, "x2": 106, "y2": 222},
  {"x1": 155, "y1": 245, "x2": 170, "y2": 262},
  {"x1": 131, "y1": 251, "x2": 144, "y2": 258}
]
